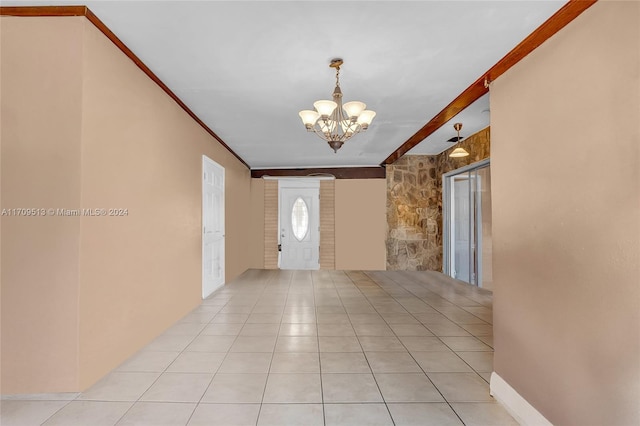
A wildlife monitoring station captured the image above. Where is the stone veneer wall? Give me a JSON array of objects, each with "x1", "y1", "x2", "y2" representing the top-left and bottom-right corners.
[{"x1": 386, "y1": 127, "x2": 490, "y2": 270}]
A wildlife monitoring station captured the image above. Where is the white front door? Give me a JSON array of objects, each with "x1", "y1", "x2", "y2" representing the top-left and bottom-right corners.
[
  {"x1": 202, "y1": 156, "x2": 225, "y2": 298},
  {"x1": 279, "y1": 180, "x2": 320, "y2": 270}
]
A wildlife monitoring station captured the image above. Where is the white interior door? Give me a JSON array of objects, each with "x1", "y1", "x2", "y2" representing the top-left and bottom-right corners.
[
  {"x1": 279, "y1": 180, "x2": 319, "y2": 270},
  {"x1": 202, "y1": 156, "x2": 225, "y2": 298}
]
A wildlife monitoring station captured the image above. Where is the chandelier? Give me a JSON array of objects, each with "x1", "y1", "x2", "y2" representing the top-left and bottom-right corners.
[{"x1": 298, "y1": 59, "x2": 376, "y2": 153}]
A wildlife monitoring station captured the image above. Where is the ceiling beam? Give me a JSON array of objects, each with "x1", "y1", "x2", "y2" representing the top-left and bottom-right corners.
[
  {"x1": 0, "y1": 5, "x2": 86, "y2": 16},
  {"x1": 251, "y1": 167, "x2": 386, "y2": 179},
  {"x1": 1, "y1": 5, "x2": 250, "y2": 170},
  {"x1": 382, "y1": 0, "x2": 598, "y2": 165}
]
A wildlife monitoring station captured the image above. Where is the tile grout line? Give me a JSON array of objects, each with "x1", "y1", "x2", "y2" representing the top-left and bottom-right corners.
[
  {"x1": 185, "y1": 271, "x2": 271, "y2": 425},
  {"x1": 376, "y1": 271, "x2": 492, "y2": 385},
  {"x1": 363, "y1": 271, "x2": 469, "y2": 426},
  {"x1": 310, "y1": 269, "x2": 327, "y2": 426},
  {"x1": 255, "y1": 269, "x2": 292, "y2": 424},
  {"x1": 36, "y1": 399, "x2": 75, "y2": 426},
  {"x1": 359, "y1": 271, "x2": 440, "y2": 424},
  {"x1": 8, "y1": 269, "x2": 506, "y2": 426},
  {"x1": 84, "y1": 303, "x2": 223, "y2": 426},
  {"x1": 343, "y1": 271, "x2": 397, "y2": 426}
]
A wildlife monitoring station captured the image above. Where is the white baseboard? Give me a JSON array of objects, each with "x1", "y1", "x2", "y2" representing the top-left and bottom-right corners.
[{"x1": 490, "y1": 372, "x2": 553, "y2": 426}]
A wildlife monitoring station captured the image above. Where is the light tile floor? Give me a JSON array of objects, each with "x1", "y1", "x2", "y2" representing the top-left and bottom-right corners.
[{"x1": 1, "y1": 270, "x2": 517, "y2": 425}]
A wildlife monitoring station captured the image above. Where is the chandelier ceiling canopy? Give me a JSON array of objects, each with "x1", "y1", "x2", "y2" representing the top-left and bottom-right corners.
[{"x1": 298, "y1": 59, "x2": 376, "y2": 153}]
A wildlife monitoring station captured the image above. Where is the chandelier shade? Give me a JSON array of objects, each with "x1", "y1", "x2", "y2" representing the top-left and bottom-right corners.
[
  {"x1": 299, "y1": 59, "x2": 376, "y2": 153},
  {"x1": 298, "y1": 110, "x2": 320, "y2": 127},
  {"x1": 357, "y1": 110, "x2": 376, "y2": 128},
  {"x1": 313, "y1": 100, "x2": 338, "y2": 117},
  {"x1": 343, "y1": 101, "x2": 366, "y2": 119}
]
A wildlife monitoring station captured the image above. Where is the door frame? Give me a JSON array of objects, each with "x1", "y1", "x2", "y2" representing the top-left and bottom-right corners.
[
  {"x1": 202, "y1": 155, "x2": 225, "y2": 299},
  {"x1": 278, "y1": 178, "x2": 320, "y2": 270},
  {"x1": 443, "y1": 158, "x2": 490, "y2": 286}
]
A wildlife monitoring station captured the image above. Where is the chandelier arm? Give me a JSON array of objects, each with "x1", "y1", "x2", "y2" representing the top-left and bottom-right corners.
[
  {"x1": 309, "y1": 124, "x2": 352, "y2": 143},
  {"x1": 310, "y1": 126, "x2": 330, "y2": 141},
  {"x1": 345, "y1": 120, "x2": 361, "y2": 133}
]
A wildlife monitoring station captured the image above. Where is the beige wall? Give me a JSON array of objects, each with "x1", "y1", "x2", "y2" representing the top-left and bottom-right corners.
[
  {"x1": 77, "y1": 21, "x2": 251, "y2": 388},
  {"x1": 1, "y1": 17, "x2": 84, "y2": 393},
  {"x1": 335, "y1": 179, "x2": 386, "y2": 270},
  {"x1": 1, "y1": 16, "x2": 251, "y2": 393},
  {"x1": 490, "y1": 2, "x2": 639, "y2": 425}
]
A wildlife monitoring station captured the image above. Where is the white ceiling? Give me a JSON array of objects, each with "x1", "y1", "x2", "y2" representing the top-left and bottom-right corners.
[
  {"x1": 5, "y1": 0, "x2": 566, "y2": 168},
  {"x1": 407, "y1": 93, "x2": 490, "y2": 156}
]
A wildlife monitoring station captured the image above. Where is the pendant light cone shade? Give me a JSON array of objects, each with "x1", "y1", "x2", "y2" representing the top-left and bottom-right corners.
[
  {"x1": 449, "y1": 147, "x2": 470, "y2": 157},
  {"x1": 313, "y1": 100, "x2": 338, "y2": 117},
  {"x1": 343, "y1": 101, "x2": 366, "y2": 119},
  {"x1": 449, "y1": 122, "x2": 469, "y2": 157},
  {"x1": 299, "y1": 110, "x2": 320, "y2": 127},
  {"x1": 299, "y1": 59, "x2": 375, "y2": 152}
]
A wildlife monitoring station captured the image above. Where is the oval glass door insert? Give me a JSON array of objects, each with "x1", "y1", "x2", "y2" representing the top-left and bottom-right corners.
[{"x1": 291, "y1": 197, "x2": 309, "y2": 241}]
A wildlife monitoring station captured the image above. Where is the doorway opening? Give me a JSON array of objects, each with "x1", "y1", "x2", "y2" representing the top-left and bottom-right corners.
[
  {"x1": 443, "y1": 159, "x2": 492, "y2": 289},
  {"x1": 278, "y1": 179, "x2": 320, "y2": 270},
  {"x1": 202, "y1": 155, "x2": 225, "y2": 298}
]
